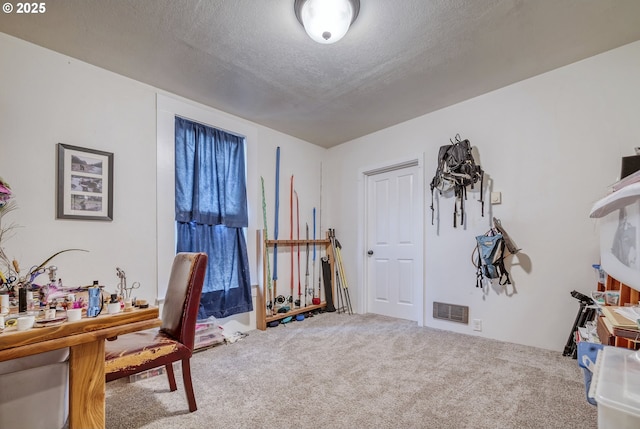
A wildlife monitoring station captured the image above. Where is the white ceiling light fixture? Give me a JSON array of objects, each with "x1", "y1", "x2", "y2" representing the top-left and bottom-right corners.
[{"x1": 294, "y1": 0, "x2": 360, "y2": 44}]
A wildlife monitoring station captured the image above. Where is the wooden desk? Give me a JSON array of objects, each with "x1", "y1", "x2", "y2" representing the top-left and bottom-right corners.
[{"x1": 0, "y1": 308, "x2": 161, "y2": 429}]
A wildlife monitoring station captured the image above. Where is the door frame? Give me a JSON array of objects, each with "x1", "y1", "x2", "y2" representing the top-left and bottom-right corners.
[{"x1": 358, "y1": 154, "x2": 425, "y2": 326}]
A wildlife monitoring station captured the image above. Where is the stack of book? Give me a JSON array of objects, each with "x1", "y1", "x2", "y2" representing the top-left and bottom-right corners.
[{"x1": 601, "y1": 306, "x2": 640, "y2": 343}]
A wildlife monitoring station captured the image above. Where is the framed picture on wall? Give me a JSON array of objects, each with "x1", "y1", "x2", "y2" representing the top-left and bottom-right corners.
[{"x1": 56, "y1": 143, "x2": 114, "y2": 221}]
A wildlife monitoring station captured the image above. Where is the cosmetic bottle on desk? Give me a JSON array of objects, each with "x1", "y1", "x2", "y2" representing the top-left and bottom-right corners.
[
  {"x1": 26, "y1": 290, "x2": 37, "y2": 314},
  {"x1": 18, "y1": 287, "x2": 27, "y2": 313}
]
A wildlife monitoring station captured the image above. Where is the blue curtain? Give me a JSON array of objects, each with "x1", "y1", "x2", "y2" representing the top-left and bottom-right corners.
[{"x1": 175, "y1": 116, "x2": 253, "y2": 319}]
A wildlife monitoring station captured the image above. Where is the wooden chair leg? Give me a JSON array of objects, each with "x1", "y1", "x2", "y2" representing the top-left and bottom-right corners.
[
  {"x1": 181, "y1": 358, "x2": 197, "y2": 412},
  {"x1": 165, "y1": 363, "x2": 177, "y2": 392}
]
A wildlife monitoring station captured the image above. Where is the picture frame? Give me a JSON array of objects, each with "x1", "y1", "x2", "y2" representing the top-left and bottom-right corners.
[{"x1": 56, "y1": 143, "x2": 113, "y2": 221}]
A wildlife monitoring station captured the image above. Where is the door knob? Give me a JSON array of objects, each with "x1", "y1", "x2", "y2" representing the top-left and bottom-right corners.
[{"x1": 367, "y1": 250, "x2": 374, "y2": 255}]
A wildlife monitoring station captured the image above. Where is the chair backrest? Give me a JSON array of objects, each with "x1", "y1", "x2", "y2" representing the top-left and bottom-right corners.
[{"x1": 160, "y1": 252, "x2": 208, "y2": 351}]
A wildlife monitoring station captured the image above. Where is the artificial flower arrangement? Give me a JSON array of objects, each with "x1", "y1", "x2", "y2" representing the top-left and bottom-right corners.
[
  {"x1": 0, "y1": 176, "x2": 86, "y2": 309},
  {"x1": 0, "y1": 177, "x2": 17, "y2": 286}
]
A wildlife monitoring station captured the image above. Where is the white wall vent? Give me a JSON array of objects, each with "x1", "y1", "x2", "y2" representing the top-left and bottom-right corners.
[{"x1": 433, "y1": 302, "x2": 469, "y2": 324}]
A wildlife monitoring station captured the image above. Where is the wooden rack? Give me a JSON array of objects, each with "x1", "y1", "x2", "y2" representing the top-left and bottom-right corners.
[
  {"x1": 598, "y1": 275, "x2": 640, "y2": 305},
  {"x1": 596, "y1": 275, "x2": 640, "y2": 349},
  {"x1": 256, "y1": 230, "x2": 335, "y2": 330}
]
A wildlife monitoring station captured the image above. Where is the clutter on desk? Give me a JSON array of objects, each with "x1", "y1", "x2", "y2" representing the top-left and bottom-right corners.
[
  {"x1": 115, "y1": 266, "x2": 141, "y2": 299},
  {"x1": 1, "y1": 258, "x2": 158, "y2": 330},
  {"x1": 0, "y1": 261, "x2": 157, "y2": 333}
]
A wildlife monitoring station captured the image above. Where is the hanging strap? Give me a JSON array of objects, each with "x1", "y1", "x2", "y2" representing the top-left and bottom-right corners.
[
  {"x1": 495, "y1": 240, "x2": 512, "y2": 285},
  {"x1": 460, "y1": 185, "x2": 466, "y2": 226},
  {"x1": 453, "y1": 186, "x2": 458, "y2": 227},
  {"x1": 497, "y1": 241, "x2": 512, "y2": 286},
  {"x1": 475, "y1": 243, "x2": 483, "y2": 288},
  {"x1": 479, "y1": 171, "x2": 484, "y2": 217}
]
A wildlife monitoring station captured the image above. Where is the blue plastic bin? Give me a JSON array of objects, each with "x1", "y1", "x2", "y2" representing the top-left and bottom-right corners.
[{"x1": 577, "y1": 341, "x2": 604, "y2": 406}]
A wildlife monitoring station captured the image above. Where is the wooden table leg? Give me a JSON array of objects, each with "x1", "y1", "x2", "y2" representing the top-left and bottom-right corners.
[{"x1": 69, "y1": 339, "x2": 106, "y2": 429}]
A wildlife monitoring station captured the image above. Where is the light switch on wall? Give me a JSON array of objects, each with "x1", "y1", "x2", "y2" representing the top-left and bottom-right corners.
[{"x1": 490, "y1": 191, "x2": 502, "y2": 204}]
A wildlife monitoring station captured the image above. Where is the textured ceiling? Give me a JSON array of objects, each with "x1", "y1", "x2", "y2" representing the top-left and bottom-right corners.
[{"x1": 1, "y1": 0, "x2": 640, "y2": 148}]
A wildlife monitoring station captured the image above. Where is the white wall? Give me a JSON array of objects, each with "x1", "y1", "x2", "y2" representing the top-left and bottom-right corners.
[
  {"x1": 0, "y1": 32, "x2": 158, "y2": 303},
  {"x1": 327, "y1": 40, "x2": 640, "y2": 351},
  {"x1": 0, "y1": 33, "x2": 326, "y2": 332}
]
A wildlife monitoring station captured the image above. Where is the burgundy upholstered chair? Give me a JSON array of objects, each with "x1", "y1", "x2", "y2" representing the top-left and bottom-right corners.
[{"x1": 105, "y1": 252, "x2": 208, "y2": 412}]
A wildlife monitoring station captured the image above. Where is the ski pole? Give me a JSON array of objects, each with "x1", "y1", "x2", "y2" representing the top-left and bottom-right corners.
[
  {"x1": 335, "y1": 238, "x2": 353, "y2": 314},
  {"x1": 290, "y1": 175, "x2": 294, "y2": 309},
  {"x1": 318, "y1": 163, "x2": 323, "y2": 305},
  {"x1": 295, "y1": 190, "x2": 301, "y2": 308},
  {"x1": 260, "y1": 177, "x2": 273, "y2": 315},
  {"x1": 329, "y1": 229, "x2": 345, "y2": 313},
  {"x1": 312, "y1": 207, "x2": 320, "y2": 305},
  {"x1": 273, "y1": 147, "x2": 280, "y2": 306},
  {"x1": 332, "y1": 230, "x2": 352, "y2": 314},
  {"x1": 305, "y1": 222, "x2": 309, "y2": 307}
]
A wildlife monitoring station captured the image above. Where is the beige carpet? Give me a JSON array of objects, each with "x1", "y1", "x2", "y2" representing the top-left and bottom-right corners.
[{"x1": 105, "y1": 312, "x2": 597, "y2": 429}]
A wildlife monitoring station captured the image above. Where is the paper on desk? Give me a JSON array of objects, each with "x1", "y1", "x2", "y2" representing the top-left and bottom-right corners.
[{"x1": 614, "y1": 306, "x2": 640, "y2": 323}]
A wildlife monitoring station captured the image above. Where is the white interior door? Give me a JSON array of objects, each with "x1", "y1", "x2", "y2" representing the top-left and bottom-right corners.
[{"x1": 365, "y1": 162, "x2": 423, "y2": 324}]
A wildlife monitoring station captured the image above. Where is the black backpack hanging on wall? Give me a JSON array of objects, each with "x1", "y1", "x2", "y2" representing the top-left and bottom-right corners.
[{"x1": 429, "y1": 134, "x2": 484, "y2": 227}]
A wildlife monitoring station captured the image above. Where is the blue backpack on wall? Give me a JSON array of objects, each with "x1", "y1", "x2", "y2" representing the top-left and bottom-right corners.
[{"x1": 474, "y1": 230, "x2": 511, "y2": 288}]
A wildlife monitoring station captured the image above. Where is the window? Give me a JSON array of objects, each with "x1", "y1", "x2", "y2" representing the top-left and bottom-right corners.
[{"x1": 174, "y1": 116, "x2": 253, "y2": 318}]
